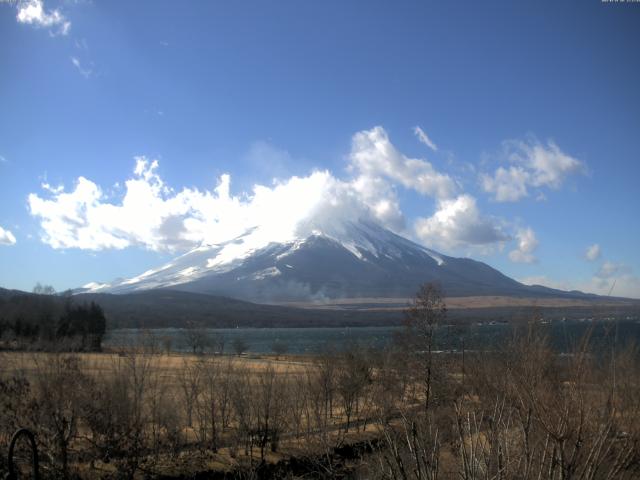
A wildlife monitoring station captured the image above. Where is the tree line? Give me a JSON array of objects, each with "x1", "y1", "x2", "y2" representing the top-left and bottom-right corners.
[{"x1": 0, "y1": 284, "x2": 106, "y2": 351}]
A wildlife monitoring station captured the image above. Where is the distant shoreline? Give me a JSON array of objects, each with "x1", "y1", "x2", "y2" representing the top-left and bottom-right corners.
[{"x1": 279, "y1": 295, "x2": 640, "y2": 311}]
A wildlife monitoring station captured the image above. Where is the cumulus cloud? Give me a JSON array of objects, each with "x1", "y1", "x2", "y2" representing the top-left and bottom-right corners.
[
  {"x1": 414, "y1": 194, "x2": 509, "y2": 251},
  {"x1": 481, "y1": 165, "x2": 529, "y2": 203},
  {"x1": 349, "y1": 126, "x2": 456, "y2": 200},
  {"x1": 15, "y1": 0, "x2": 70, "y2": 35},
  {"x1": 481, "y1": 138, "x2": 585, "y2": 202},
  {"x1": 27, "y1": 156, "x2": 384, "y2": 252},
  {"x1": 349, "y1": 174, "x2": 405, "y2": 232},
  {"x1": 508, "y1": 227, "x2": 539, "y2": 263},
  {"x1": 585, "y1": 243, "x2": 601, "y2": 262},
  {"x1": 25, "y1": 127, "x2": 541, "y2": 259},
  {"x1": 413, "y1": 126, "x2": 438, "y2": 151},
  {"x1": 0, "y1": 225, "x2": 17, "y2": 246}
]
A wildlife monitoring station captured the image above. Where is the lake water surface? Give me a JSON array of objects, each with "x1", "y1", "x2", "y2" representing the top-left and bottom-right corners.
[{"x1": 104, "y1": 318, "x2": 640, "y2": 355}]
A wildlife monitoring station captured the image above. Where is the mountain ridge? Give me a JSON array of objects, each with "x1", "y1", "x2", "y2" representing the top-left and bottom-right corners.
[{"x1": 80, "y1": 218, "x2": 613, "y2": 303}]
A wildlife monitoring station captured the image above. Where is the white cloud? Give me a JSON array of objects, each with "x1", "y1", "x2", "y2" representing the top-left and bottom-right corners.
[
  {"x1": 413, "y1": 126, "x2": 438, "y2": 151},
  {"x1": 349, "y1": 126, "x2": 456, "y2": 200},
  {"x1": 481, "y1": 165, "x2": 529, "y2": 202},
  {"x1": 41, "y1": 182, "x2": 64, "y2": 194},
  {"x1": 414, "y1": 194, "x2": 509, "y2": 251},
  {"x1": 508, "y1": 227, "x2": 538, "y2": 263},
  {"x1": 28, "y1": 127, "x2": 515, "y2": 257},
  {"x1": 74, "y1": 38, "x2": 88, "y2": 51},
  {"x1": 585, "y1": 243, "x2": 601, "y2": 262},
  {"x1": 243, "y1": 141, "x2": 298, "y2": 182},
  {"x1": 0, "y1": 225, "x2": 17, "y2": 246},
  {"x1": 243, "y1": 130, "x2": 413, "y2": 233},
  {"x1": 481, "y1": 138, "x2": 585, "y2": 202},
  {"x1": 24, "y1": 127, "x2": 576, "y2": 265},
  {"x1": 0, "y1": 155, "x2": 7, "y2": 163},
  {"x1": 15, "y1": 0, "x2": 70, "y2": 36},
  {"x1": 70, "y1": 56, "x2": 92, "y2": 78},
  {"x1": 27, "y1": 156, "x2": 382, "y2": 252},
  {"x1": 595, "y1": 261, "x2": 631, "y2": 279},
  {"x1": 349, "y1": 174, "x2": 405, "y2": 232}
]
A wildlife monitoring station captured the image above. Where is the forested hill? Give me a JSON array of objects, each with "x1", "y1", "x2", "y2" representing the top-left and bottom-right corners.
[
  {"x1": 0, "y1": 287, "x2": 399, "y2": 330},
  {"x1": 0, "y1": 287, "x2": 106, "y2": 350},
  {"x1": 73, "y1": 290, "x2": 400, "y2": 328}
]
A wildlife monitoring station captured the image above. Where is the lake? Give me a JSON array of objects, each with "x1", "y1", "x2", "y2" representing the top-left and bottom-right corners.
[{"x1": 104, "y1": 318, "x2": 640, "y2": 355}]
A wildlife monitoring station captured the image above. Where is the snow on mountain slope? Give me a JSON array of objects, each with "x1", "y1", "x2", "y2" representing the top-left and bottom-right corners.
[
  {"x1": 84, "y1": 217, "x2": 551, "y2": 302},
  {"x1": 86, "y1": 218, "x2": 439, "y2": 292}
]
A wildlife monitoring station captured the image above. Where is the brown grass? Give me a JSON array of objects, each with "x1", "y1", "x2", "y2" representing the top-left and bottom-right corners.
[{"x1": 281, "y1": 295, "x2": 640, "y2": 311}]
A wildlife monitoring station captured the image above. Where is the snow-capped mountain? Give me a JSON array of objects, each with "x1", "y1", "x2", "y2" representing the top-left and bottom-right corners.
[{"x1": 83, "y1": 218, "x2": 565, "y2": 302}]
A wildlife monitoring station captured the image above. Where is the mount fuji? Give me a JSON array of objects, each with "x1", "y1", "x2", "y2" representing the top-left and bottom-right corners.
[{"x1": 81, "y1": 217, "x2": 594, "y2": 304}]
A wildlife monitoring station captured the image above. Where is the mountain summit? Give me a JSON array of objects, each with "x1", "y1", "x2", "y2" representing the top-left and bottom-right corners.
[{"x1": 84, "y1": 218, "x2": 588, "y2": 303}]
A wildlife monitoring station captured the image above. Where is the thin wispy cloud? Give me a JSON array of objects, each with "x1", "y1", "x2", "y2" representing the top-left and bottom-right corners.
[
  {"x1": 74, "y1": 38, "x2": 89, "y2": 51},
  {"x1": 70, "y1": 56, "x2": 92, "y2": 78},
  {"x1": 413, "y1": 126, "x2": 438, "y2": 151},
  {"x1": 521, "y1": 265, "x2": 640, "y2": 299},
  {"x1": 596, "y1": 261, "x2": 632, "y2": 279},
  {"x1": 585, "y1": 243, "x2": 601, "y2": 261}
]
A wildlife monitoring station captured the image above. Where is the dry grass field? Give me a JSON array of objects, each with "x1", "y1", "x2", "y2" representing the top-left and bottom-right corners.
[
  {"x1": 1, "y1": 316, "x2": 639, "y2": 479},
  {"x1": 0, "y1": 348, "x2": 401, "y2": 478},
  {"x1": 282, "y1": 295, "x2": 640, "y2": 311},
  {"x1": 0, "y1": 350, "x2": 313, "y2": 379}
]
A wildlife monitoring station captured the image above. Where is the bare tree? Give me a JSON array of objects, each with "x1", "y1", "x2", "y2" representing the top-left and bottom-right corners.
[
  {"x1": 182, "y1": 321, "x2": 211, "y2": 354},
  {"x1": 253, "y1": 365, "x2": 288, "y2": 460},
  {"x1": 336, "y1": 344, "x2": 371, "y2": 433},
  {"x1": 32, "y1": 283, "x2": 56, "y2": 295},
  {"x1": 178, "y1": 358, "x2": 201, "y2": 428},
  {"x1": 230, "y1": 366, "x2": 256, "y2": 459},
  {"x1": 232, "y1": 337, "x2": 249, "y2": 356},
  {"x1": 219, "y1": 357, "x2": 236, "y2": 430},
  {"x1": 31, "y1": 354, "x2": 87, "y2": 479},
  {"x1": 212, "y1": 332, "x2": 226, "y2": 355},
  {"x1": 195, "y1": 358, "x2": 222, "y2": 452},
  {"x1": 401, "y1": 282, "x2": 446, "y2": 413}
]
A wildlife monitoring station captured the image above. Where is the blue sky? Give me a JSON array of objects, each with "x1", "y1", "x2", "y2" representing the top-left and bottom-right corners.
[{"x1": 1, "y1": 0, "x2": 639, "y2": 297}]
